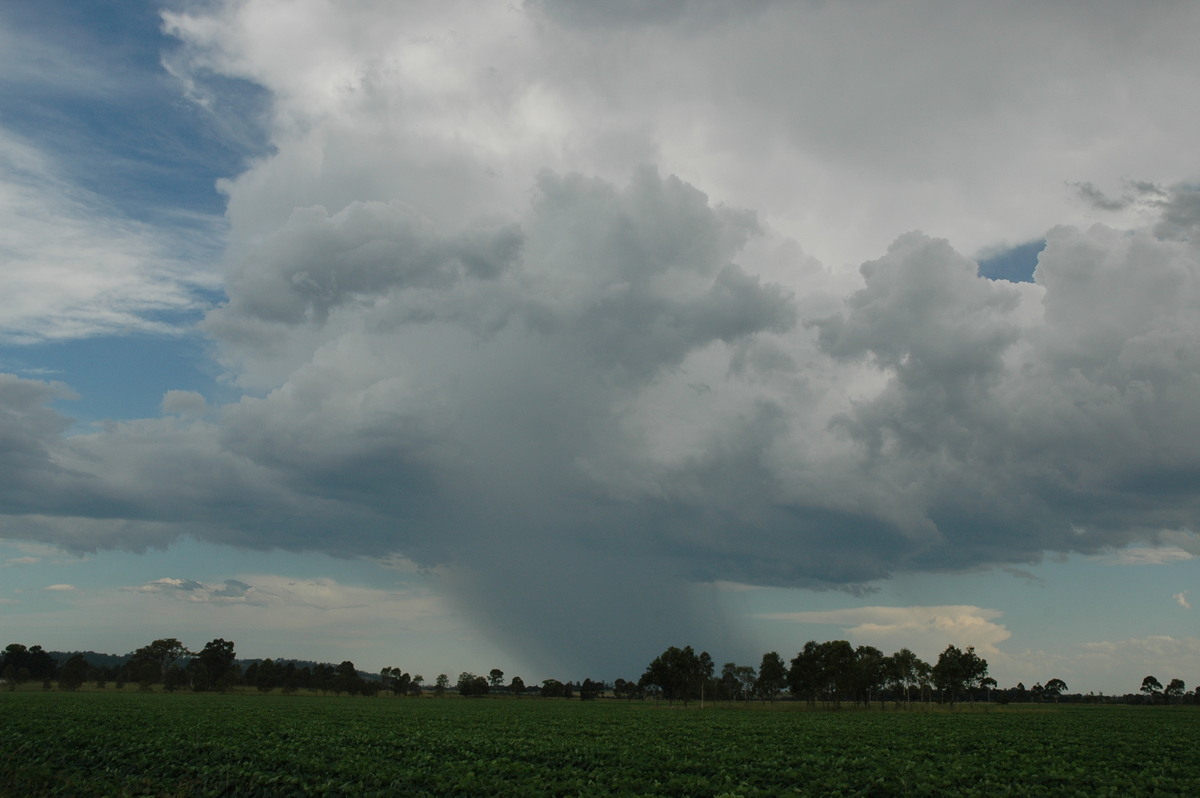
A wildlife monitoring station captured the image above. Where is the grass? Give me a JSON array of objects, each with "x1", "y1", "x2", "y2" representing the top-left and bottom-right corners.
[{"x1": 2, "y1": 690, "x2": 1197, "y2": 796}]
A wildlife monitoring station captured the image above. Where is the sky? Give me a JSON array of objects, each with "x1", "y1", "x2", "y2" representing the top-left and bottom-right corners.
[{"x1": 1, "y1": 0, "x2": 1198, "y2": 695}]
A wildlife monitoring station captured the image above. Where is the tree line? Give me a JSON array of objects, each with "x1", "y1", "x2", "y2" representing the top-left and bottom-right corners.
[
  {"x1": 627, "y1": 642, "x2": 1196, "y2": 708},
  {"x1": 630, "y1": 643, "x2": 990, "y2": 708},
  {"x1": 0, "y1": 639, "x2": 587, "y2": 700},
  {"x1": 2, "y1": 638, "x2": 1194, "y2": 707}
]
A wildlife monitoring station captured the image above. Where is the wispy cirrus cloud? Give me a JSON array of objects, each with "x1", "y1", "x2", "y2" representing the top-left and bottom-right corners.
[
  {"x1": 0, "y1": 131, "x2": 221, "y2": 344},
  {"x1": 1108, "y1": 547, "x2": 1196, "y2": 566}
]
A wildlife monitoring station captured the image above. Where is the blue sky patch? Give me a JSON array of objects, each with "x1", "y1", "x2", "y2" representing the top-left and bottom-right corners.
[
  {"x1": 977, "y1": 240, "x2": 1045, "y2": 283},
  {"x1": 0, "y1": 333, "x2": 224, "y2": 424}
]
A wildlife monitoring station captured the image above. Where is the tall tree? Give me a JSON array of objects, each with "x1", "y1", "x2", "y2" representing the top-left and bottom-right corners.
[
  {"x1": 640, "y1": 646, "x2": 710, "y2": 706},
  {"x1": 57, "y1": 654, "x2": 88, "y2": 691},
  {"x1": 191, "y1": 638, "x2": 237, "y2": 692},
  {"x1": 380, "y1": 666, "x2": 411, "y2": 696},
  {"x1": 754, "y1": 652, "x2": 787, "y2": 702},
  {"x1": 129, "y1": 639, "x2": 190, "y2": 688},
  {"x1": 255, "y1": 659, "x2": 281, "y2": 693},
  {"x1": 1141, "y1": 675, "x2": 1163, "y2": 703},
  {"x1": 612, "y1": 678, "x2": 640, "y2": 700},
  {"x1": 932, "y1": 645, "x2": 988, "y2": 707},
  {"x1": 1164, "y1": 678, "x2": 1185, "y2": 704},
  {"x1": 789, "y1": 640, "x2": 857, "y2": 707},
  {"x1": 884, "y1": 648, "x2": 926, "y2": 707},
  {"x1": 579, "y1": 678, "x2": 602, "y2": 700},
  {"x1": 852, "y1": 645, "x2": 886, "y2": 708},
  {"x1": 26, "y1": 645, "x2": 58, "y2": 683},
  {"x1": 787, "y1": 641, "x2": 823, "y2": 706},
  {"x1": 1043, "y1": 678, "x2": 1067, "y2": 702},
  {"x1": 1, "y1": 644, "x2": 30, "y2": 687},
  {"x1": 731, "y1": 665, "x2": 757, "y2": 703},
  {"x1": 333, "y1": 661, "x2": 361, "y2": 695},
  {"x1": 163, "y1": 664, "x2": 189, "y2": 693},
  {"x1": 718, "y1": 663, "x2": 740, "y2": 702},
  {"x1": 457, "y1": 672, "x2": 488, "y2": 697}
]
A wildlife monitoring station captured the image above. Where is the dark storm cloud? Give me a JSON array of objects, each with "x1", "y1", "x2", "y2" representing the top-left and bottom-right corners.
[
  {"x1": 1072, "y1": 181, "x2": 1130, "y2": 212},
  {"x1": 0, "y1": 375, "x2": 75, "y2": 512},
  {"x1": 1154, "y1": 184, "x2": 1200, "y2": 241},
  {"x1": 213, "y1": 200, "x2": 523, "y2": 326},
  {"x1": 5, "y1": 165, "x2": 1200, "y2": 671}
]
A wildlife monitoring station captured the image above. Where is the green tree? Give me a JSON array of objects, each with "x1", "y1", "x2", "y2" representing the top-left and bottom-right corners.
[
  {"x1": 310, "y1": 664, "x2": 335, "y2": 694},
  {"x1": 884, "y1": 648, "x2": 926, "y2": 707},
  {"x1": 128, "y1": 638, "x2": 190, "y2": 689},
  {"x1": 639, "y1": 645, "x2": 711, "y2": 706},
  {"x1": 457, "y1": 672, "x2": 489, "y2": 697},
  {"x1": 132, "y1": 659, "x2": 160, "y2": 692},
  {"x1": 163, "y1": 664, "x2": 189, "y2": 693},
  {"x1": 1141, "y1": 675, "x2": 1163, "y2": 703},
  {"x1": 540, "y1": 679, "x2": 566, "y2": 698},
  {"x1": 932, "y1": 645, "x2": 988, "y2": 707},
  {"x1": 488, "y1": 668, "x2": 505, "y2": 690},
  {"x1": 381, "y1": 666, "x2": 411, "y2": 696},
  {"x1": 789, "y1": 640, "x2": 856, "y2": 707},
  {"x1": 27, "y1": 645, "x2": 57, "y2": 683},
  {"x1": 2, "y1": 644, "x2": 57, "y2": 683},
  {"x1": 508, "y1": 675, "x2": 525, "y2": 697},
  {"x1": 333, "y1": 661, "x2": 361, "y2": 695},
  {"x1": 136, "y1": 639, "x2": 189, "y2": 675},
  {"x1": 852, "y1": 645, "x2": 886, "y2": 707},
  {"x1": 57, "y1": 654, "x2": 88, "y2": 691},
  {"x1": 433, "y1": 674, "x2": 449, "y2": 697},
  {"x1": 280, "y1": 662, "x2": 300, "y2": 694},
  {"x1": 613, "y1": 678, "x2": 640, "y2": 700},
  {"x1": 255, "y1": 659, "x2": 281, "y2": 693},
  {"x1": 579, "y1": 678, "x2": 603, "y2": 700},
  {"x1": 1165, "y1": 678, "x2": 1185, "y2": 704},
  {"x1": 787, "y1": 641, "x2": 822, "y2": 706},
  {"x1": 1043, "y1": 678, "x2": 1067, "y2": 702},
  {"x1": 717, "y1": 662, "x2": 739, "y2": 701},
  {"x1": 191, "y1": 639, "x2": 236, "y2": 692},
  {"x1": 1, "y1": 644, "x2": 29, "y2": 674},
  {"x1": 754, "y1": 651, "x2": 787, "y2": 702},
  {"x1": 720, "y1": 664, "x2": 755, "y2": 703}
]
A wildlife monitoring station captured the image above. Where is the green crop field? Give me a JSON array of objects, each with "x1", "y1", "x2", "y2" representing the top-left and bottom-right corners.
[{"x1": 2, "y1": 691, "x2": 1197, "y2": 796}]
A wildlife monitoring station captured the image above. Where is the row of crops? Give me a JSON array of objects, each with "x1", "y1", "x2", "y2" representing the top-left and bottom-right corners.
[{"x1": 2, "y1": 691, "x2": 1198, "y2": 795}]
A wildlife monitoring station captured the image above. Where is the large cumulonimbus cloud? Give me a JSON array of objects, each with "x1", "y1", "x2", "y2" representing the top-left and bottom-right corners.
[
  {"x1": 4, "y1": 0, "x2": 1200, "y2": 674},
  {"x1": 6, "y1": 172, "x2": 1200, "y2": 673}
]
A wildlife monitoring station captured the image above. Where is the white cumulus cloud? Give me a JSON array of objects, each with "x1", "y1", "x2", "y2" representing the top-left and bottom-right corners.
[{"x1": 757, "y1": 605, "x2": 1011, "y2": 659}]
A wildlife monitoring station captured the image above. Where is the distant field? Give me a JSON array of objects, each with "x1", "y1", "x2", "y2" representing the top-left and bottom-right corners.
[{"x1": 2, "y1": 691, "x2": 1197, "y2": 796}]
